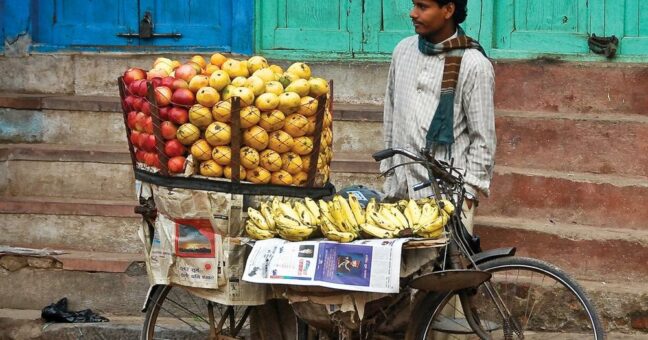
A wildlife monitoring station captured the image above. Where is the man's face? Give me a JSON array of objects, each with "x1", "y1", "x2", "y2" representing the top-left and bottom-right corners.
[{"x1": 410, "y1": 0, "x2": 454, "y2": 37}]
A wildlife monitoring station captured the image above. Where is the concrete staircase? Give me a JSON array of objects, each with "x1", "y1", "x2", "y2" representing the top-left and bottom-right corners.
[{"x1": 0, "y1": 54, "x2": 647, "y2": 335}]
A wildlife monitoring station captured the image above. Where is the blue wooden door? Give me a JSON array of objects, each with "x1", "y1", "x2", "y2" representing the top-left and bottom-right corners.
[
  {"x1": 32, "y1": 0, "x2": 251, "y2": 53},
  {"x1": 33, "y1": 0, "x2": 139, "y2": 46}
]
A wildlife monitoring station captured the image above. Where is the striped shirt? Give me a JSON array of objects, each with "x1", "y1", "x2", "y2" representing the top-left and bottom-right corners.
[{"x1": 381, "y1": 35, "x2": 496, "y2": 200}]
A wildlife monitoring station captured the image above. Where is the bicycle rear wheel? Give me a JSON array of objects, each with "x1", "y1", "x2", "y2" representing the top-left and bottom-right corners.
[
  {"x1": 409, "y1": 256, "x2": 605, "y2": 340},
  {"x1": 141, "y1": 284, "x2": 254, "y2": 339}
]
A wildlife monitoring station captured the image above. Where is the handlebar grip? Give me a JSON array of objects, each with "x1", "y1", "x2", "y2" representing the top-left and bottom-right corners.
[
  {"x1": 372, "y1": 148, "x2": 396, "y2": 161},
  {"x1": 413, "y1": 180, "x2": 432, "y2": 192}
]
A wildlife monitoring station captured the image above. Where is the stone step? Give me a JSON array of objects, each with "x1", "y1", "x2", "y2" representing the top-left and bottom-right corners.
[
  {"x1": 484, "y1": 166, "x2": 648, "y2": 230},
  {"x1": 4, "y1": 92, "x2": 646, "y2": 178},
  {"x1": 475, "y1": 215, "x2": 648, "y2": 282},
  {"x1": 0, "y1": 250, "x2": 148, "y2": 316},
  {"x1": 0, "y1": 196, "x2": 141, "y2": 253},
  {"x1": 4, "y1": 143, "x2": 646, "y2": 231},
  {"x1": 2, "y1": 56, "x2": 648, "y2": 115}
]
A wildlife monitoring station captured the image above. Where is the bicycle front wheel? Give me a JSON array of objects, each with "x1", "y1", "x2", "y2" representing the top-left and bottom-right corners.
[
  {"x1": 141, "y1": 284, "x2": 254, "y2": 340},
  {"x1": 410, "y1": 256, "x2": 605, "y2": 340}
]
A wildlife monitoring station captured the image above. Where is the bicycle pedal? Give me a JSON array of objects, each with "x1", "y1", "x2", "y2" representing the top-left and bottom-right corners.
[
  {"x1": 431, "y1": 317, "x2": 500, "y2": 334},
  {"x1": 408, "y1": 269, "x2": 491, "y2": 292}
]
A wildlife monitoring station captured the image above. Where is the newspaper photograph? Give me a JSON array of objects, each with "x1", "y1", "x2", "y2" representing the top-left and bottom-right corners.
[{"x1": 243, "y1": 238, "x2": 408, "y2": 293}]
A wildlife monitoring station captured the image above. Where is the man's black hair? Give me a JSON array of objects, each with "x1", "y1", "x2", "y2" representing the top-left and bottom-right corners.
[{"x1": 432, "y1": 0, "x2": 468, "y2": 24}]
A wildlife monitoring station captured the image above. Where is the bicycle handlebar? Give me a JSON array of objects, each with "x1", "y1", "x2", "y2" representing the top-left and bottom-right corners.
[{"x1": 372, "y1": 148, "x2": 459, "y2": 186}]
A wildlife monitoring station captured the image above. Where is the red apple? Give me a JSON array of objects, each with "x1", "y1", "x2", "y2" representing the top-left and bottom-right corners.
[
  {"x1": 168, "y1": 107, "x2": 189, "y2": 125},
  {"x1": 144, "y1": 116, "x2": 153, "y2": 134},
  {"x1": 134, "y1": 112, "x2": 147, "y2": 132},
  {"x1": 124, "y1": 95, "x2": 137, "y2": 111},
  {"x1": 144, "y1": 152, "x2": 156, "y2": 166},
  {"x1": 168, "y1": 156, "x2": 186, "y2": 173},
  {"x1": 128, "y1": 79, "x2": 142, "y2": 96},
  {"x1": 142, "y1": 134, "x2": 157, "y2": 152},
  {"x1": 161, "y1": 76, "x2": 175, "y2": 88},
  {"x1": 123, "y1": 68, "x2": 146, "y2": 86},
  {"x1": 164, "y1": 139, "x2": 186, "y2": 157},
  {"x1": 137, "y1": 80, "x2": 150, "y2": 97},
  {"x1": 174, "y1": 64, "x2": 198, "y2": 82},
  {"x1": 135, "y1": 149, "x2": 146, "y2": 163},
  {"x1": 129, "y1": 130, "x2": 141, "y2": 146},
  {"x1": 171, "y1": 78, "x2": 189, "y2": 90},
  {"x1": 138, "y1": 133, "x2": 150, "y2": 149},
  {"x1": 171, "y1": 88, "x2": 195, "y2": 106},
  {"x1": 158, "y1": 106, "x2": 170, "y2": 120},
  {"x1": 155, "y1": 86, "x2": 172, "y2": 106},
  {"x1": 150, "y1": 77, "x2": 163, "y2": 88},
  {"x1": 161, "y1": 121, "x2": 178, "y2": 140},
  {"x1": 141, "y1": 100, "x2": 151, "y2": 116},
  {"x1": 126, "y1": 111, "x2": 138, "y2": 129}
]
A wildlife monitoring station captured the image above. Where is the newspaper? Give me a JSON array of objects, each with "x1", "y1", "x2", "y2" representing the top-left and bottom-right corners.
[{"x1": 243, "y1": 238, "x2": 409, "y2": 293}]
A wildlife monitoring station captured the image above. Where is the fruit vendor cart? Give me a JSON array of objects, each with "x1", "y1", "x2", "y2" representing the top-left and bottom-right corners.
[{"x1": 117, "y1": 56, "x2": 453, "y2": 339}]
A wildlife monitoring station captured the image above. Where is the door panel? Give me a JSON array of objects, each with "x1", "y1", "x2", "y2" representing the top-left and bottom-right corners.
[
  {"x1": 34, "y1": 0, "x2": 139, "y2": 46},
  {"x1": 139, "y1": 0, "x2": 232, "y2": 49},
  {"x1": 493, "y1": 0, "x2": 594, "y2": 54},
  {"x1": 258, "y1": 0, "x2": 357, "y2": 53},
  {"x1": 607, "y1": 0, "x2": 648, "y2": 55},
  {"x1": 363, "y1": 0, "x2": 412, "y2": 53}
]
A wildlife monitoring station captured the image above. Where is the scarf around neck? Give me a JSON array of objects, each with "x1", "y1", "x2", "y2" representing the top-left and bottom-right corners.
[{"x1": 418, "y1": 27, "x2": 486, "y2": 155}]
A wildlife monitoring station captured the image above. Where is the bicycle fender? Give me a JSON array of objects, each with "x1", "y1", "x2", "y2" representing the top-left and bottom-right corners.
[
  {"x1": 141, "y1": 284, "x2": 165, "y2": 313},
  {"x1": 471, "y1": 247, "x2": 516, "y2": 266}
]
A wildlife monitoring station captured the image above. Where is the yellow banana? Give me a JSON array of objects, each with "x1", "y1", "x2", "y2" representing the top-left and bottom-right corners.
[
  {"x1": 271, "y1": 197, "x2": 281, "y2": 213},
  {"x1": 440, "y1": 199, "x2": 455, "y2": 215},
  {"x1": 325, "y1": 230, "x2": 355, "y2": 243},
  {"x1": 418, "y1": 227, "x2": 444, "y2": 239},
  {"x1": 360, "y1": 223, "x2": 395, "y2": 239},
  {"x1": 304, "y1": 197, "x2": 321, "y2": 225},
  {"x1": 277, "y1": 225, "x2": 314, "y2": 239},
  {"x1": 247, "y1": 207, "x2": 269, "y2": 230},
  {"x1": 415, "y1": 210, "x2": 448, "y2": 234},
  {"x1": 397, "y1": 200, "x2": 409, "y2": 211},
  {"x1": 335, "y1": 195, "x2": 358, "y2": 228},
  {"x1": 379, "y1": 206, "x2": 402, "y2": 230},
  {"x1": 367, "y1": 210, "x2": 398, "y2": 231},
  {"x1": 389, "y1": 206, "x2": 409, "y2": 229},
  {"x1": 329, "y1": 201, "x2": 346, "y2": 232},
  {"x1": 319, "y1": 200, "x2": 336, "y2": 226},
  {"x1": 294, "y1": 201, "x2": 315, "y2": 226},
  {"x1": 404, "y1": 199, "x2": 422, "y2": 229},
  {"x1": 417, "y1": 203, "x2": 439, "y2": 227},
  {"x1": 260, "y1": 203, "x2": 276, "y2": 230},
  {"x1": 277, "y1": 202, "x2": 300, "y2": 221},
  {"x1": 348, "y1": 193, "x2": 366, "y2": 225},
  {"x1": 365, "y1": 198, "x2": 378, "y2": 215},
  {"x1": 245, "y1": 221, "x2": 275, "y2": 240},
  {"x1": 275, "y1": 215, "x2": 306, "y2": 230}
]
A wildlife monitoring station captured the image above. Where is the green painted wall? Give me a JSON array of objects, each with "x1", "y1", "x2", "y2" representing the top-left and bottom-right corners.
[{"x1": 255, "y1": 0, "x2": 648, "y2": 62}]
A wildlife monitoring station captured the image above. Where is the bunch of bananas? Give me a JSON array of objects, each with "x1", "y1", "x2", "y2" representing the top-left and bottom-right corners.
[
  {"x1": 245, "y1": 198, "x2": 319, "y2": 241},
  {"x1": 245, "y1": 195, "x2": 456, "y2": 242}
]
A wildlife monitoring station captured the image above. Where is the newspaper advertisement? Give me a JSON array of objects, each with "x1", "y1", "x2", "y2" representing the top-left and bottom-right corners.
[{"x1": 242, "y1": 238, "x2": 409, "y2": 293}]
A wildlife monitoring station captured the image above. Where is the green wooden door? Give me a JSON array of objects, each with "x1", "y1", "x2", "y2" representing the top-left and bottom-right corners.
[
  {"x1": 491, "y1": 0, "x2": 599, "y2": 54},
  {"x1": 362, "y1": 0, "x2": 412, "y2": 54},
  {"x1": 257, "y1": 0, "x2": 484, "y2": 59},
  {"x1": 257, "y1": 0, "x2": 362, "y2": 58},
  {"x1": 606, "y1": 0, "x2": 648, "y2": 56}
]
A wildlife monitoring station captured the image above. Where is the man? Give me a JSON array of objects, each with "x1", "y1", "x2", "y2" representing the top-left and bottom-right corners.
[{"x1": 381, "y1": 0, "x2": 495, "y2": 234}]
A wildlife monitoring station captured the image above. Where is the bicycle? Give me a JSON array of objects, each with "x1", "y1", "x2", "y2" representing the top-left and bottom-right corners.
[
  {"x1": 137, "y1": 147, "x2": 605, "y2": 339},
  {"x1": 373, "y1": 148, "x2": 605, "y2": 340}
]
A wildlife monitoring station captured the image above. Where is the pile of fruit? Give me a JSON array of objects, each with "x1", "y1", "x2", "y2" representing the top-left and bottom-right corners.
[
  {"x1": 121, "y1": 54, "x2": 333, "y2": 186},
  {"x1": 245, "y1": 195, "x2": 455, "y2": 242}
]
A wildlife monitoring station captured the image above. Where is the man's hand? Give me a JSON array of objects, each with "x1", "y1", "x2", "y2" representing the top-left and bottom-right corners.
[{"x1": 465, "y1": 198, "x2": 475, "y2": 210}]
